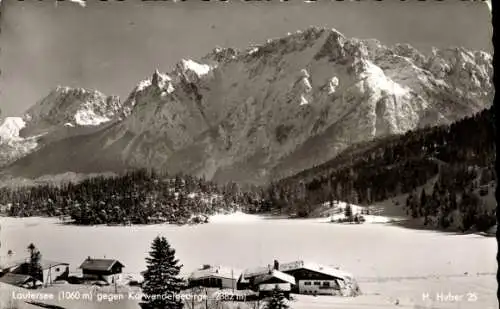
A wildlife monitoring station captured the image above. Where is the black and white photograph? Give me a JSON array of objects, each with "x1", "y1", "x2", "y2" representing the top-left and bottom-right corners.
[{"x1": 0, "y1": 0, "x2": 495, "y2": 308}]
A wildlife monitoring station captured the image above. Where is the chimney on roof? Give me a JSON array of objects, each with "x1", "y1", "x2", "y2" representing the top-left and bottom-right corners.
[
  {"x1": 87, "y1": 256, "x2": 91, "y2": 260},
  {"x1": 267, "y1": 264, "x2": 271, "y2": 274},
  {"x1": 273, "y1": 260, "x2": 279, "y2": 271}
]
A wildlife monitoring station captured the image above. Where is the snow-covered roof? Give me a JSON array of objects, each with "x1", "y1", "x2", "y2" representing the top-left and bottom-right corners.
[
  {"x1": 0, "y1": 258, "x2": 69, "y2": 271},
  {"x1": 243, "y1": 260, "x2": 353, "y2": 281},
  {"x1": 280, "y1": 260, "x2": 353, "y2": 280},
  {"x1": 79, "y1": 258, "x2": 124, "y2": 272},
  {"x1": 188, "y1": 265, "x2": 241, "y2": 281},
  {"x1": 0, "y1": 273, "x2": 34, "y2": 286},
  {"x1": 254, "y1": 270, "x2": 296, "y2": 285},
  {"x1": 242, "y1": 265, "x2": 271, "y2": 279}
]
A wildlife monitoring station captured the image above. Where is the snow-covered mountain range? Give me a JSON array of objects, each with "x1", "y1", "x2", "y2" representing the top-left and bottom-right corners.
[
  {"x1": 0, "y1": 27, "x2": 493, "y2": 184},
  {"x1": 0, "y1": 87, "x2": 132, "y2": 167}
]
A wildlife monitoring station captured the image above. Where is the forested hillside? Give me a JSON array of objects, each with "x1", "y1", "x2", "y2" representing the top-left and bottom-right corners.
[
  {"x1": 0, "y1": 169, "x2": 262, "y2": 225},
  {"x1": 0, "y1": 107, "x2": 494, "y2": 232},
  {"x1": 261, "y1": 107, "x2": 496, "y2": 231}
]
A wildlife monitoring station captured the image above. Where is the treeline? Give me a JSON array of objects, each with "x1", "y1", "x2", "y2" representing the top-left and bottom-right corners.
[
  {"x1": 0, "y1": 169, "x2": 264, "y2": 225},
  {"x1": 0, "y1": 107, "x2": 495, "y2": 232},
  {"x1": 260, "y1": 107, "x2": 496, "y2": 231}
]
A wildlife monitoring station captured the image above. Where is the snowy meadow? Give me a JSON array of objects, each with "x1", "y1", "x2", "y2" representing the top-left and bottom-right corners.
[{"x1": 0, "y1": 213, "x2": 496, "y2": 308}]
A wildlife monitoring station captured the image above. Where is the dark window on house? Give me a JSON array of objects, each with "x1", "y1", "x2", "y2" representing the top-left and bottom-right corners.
[
  {"x1": 322, "y1": 281, "x2": 330, "y2": 287},
  {"x1": 304, "y1": 281, "x2": 311, "y2": 286},
  {"x1": 314, "y1": 282, "x2": 320, "y2": 286}
]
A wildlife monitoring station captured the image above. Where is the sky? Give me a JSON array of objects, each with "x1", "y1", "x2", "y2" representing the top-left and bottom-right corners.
[{"x1": 0, "y1": 0, "x2": 492, "y2": 117}]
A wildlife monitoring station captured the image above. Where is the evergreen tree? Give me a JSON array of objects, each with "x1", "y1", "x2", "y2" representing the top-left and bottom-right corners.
[
  {"x1": 344, "y1": 204, "x2": 353, "y2": 221},
  {"x1": 141, "y1": 236, "x2": 184, "y2": 309},
  {"x1": 264, "y1": 287, "x2": 290, "y2": 309},
  {"x1": 27, "y1": 243, "x2": 42, "y2": 288},
  {"x1": 420, "y1": 189, "x2": 427, "y2": 209}
]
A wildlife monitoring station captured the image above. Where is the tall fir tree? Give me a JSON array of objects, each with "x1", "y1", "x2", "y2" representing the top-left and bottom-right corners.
[
  {"x1": 264, "y1": 287, "x2": 290, "y2": 309},
  {"x1": 420, "y1": 189, "x2": 427, "y2": 209},
  {"x1": 141, "y1": 236, "x2": 184, "y2": 309}
]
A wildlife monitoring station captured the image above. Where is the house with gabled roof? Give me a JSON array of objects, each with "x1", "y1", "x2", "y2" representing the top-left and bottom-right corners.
[
  {"x1": 240, "y1": 259, "x2": 360, "y2": 296},
  {"x1": 1, "y1": 258, "x2": 69, "y2": 286},
  {"x1": 79, "y1": 257, "x2": 124, "y2": 284},
  {"x1": 253, "y1": 269, "x2": 295, "y2": 298},
  {"x1": 278, "y1": 260, "x2": 359, "y2": 296}
]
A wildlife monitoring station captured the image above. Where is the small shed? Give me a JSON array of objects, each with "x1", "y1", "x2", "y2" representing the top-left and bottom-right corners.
[{"x1": 79, "y1": 258, "x2": 124, "y2": 284}]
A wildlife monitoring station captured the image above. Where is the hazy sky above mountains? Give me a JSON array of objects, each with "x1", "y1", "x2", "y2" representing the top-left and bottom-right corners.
[{"x1": 0, "y1": 0, "x2": 492, "y2": 117}]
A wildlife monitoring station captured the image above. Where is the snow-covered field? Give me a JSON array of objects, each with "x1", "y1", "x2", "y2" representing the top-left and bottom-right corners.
[{"x1": 0, "y1": 213, "x2": 496, "y2": 309}]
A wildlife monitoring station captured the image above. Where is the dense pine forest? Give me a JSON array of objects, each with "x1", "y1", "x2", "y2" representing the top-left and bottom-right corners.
[
  {"x1": 261, "y1": 107, "x2": 496, "y2": 231},
  {"x1": 0, "y1": 169, "x2": 263, "y2": 225},
  {"x1": 0, "y1": 107, "x2": 495, "y2": 232}
]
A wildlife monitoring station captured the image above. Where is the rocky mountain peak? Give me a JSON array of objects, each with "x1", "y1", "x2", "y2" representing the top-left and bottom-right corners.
[
  {"x1": 1, "y1": 27, "x2": 493, "y2": 184},
  {"x1": 23, "y1": 86, "x2": 124, "y2": 129}
]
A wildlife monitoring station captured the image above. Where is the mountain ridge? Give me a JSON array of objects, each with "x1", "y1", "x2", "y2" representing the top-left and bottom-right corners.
[{"x1": 0, "y1": 27, "x2": 493, "y2": 184}]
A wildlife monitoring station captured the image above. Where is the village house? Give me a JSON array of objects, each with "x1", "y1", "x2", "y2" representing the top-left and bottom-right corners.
[
  {"x1": 187, "y1": 265, "x2": 241, "y2": 290},
  {"x1": 0, "y1": 258, "x2": 69, "y2": 286},
  {"x1": 79, "y1": 257, "x2": 124, "y2": 284},
  {"x1": 0, "y1": 273, "x2": 40, "y2": 288},
  {"x1": 239, "y1": 261, "x2": 294, "y2": 295},
  {"x1": 278, "y1": 260, "x2": 354, "y2": 295},
  {"x1": 240, "y1": 259, "x2": 358, "y2": 296}
]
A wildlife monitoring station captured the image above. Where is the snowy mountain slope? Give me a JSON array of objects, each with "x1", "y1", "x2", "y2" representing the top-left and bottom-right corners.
[
  {"x1": 0, "y1": 87, "x2": 131, "y2": 167},
  {"x1": 0, "y1": 117, "x2": 39, "y2": 168},
  {"x1": 1, "y1": 27, "x2": 493, "y2": 183},
  {"x1": 20, "y1": 86, "x2": 130, "y2": 137},
  {"x1": 166, "y1": 28, "x2": 493, "y2": 183},
  {"x1": 0, "y1": 117, "x2": 26, "y2": 141}
]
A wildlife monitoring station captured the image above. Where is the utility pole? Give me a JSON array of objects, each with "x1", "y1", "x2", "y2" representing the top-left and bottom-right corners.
[
  {"x1": 205, "y1": 288, "x2": 208, "y2": 309},
  {"x1": 191, "y1": 289, "x2": 195, "y2": 309},
  {"x1": 46, "y1": 265, "x2": 51, "y2": 288},
  {"x1": 231, "y1": 269, "x2": 234, "y2": 293}
]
